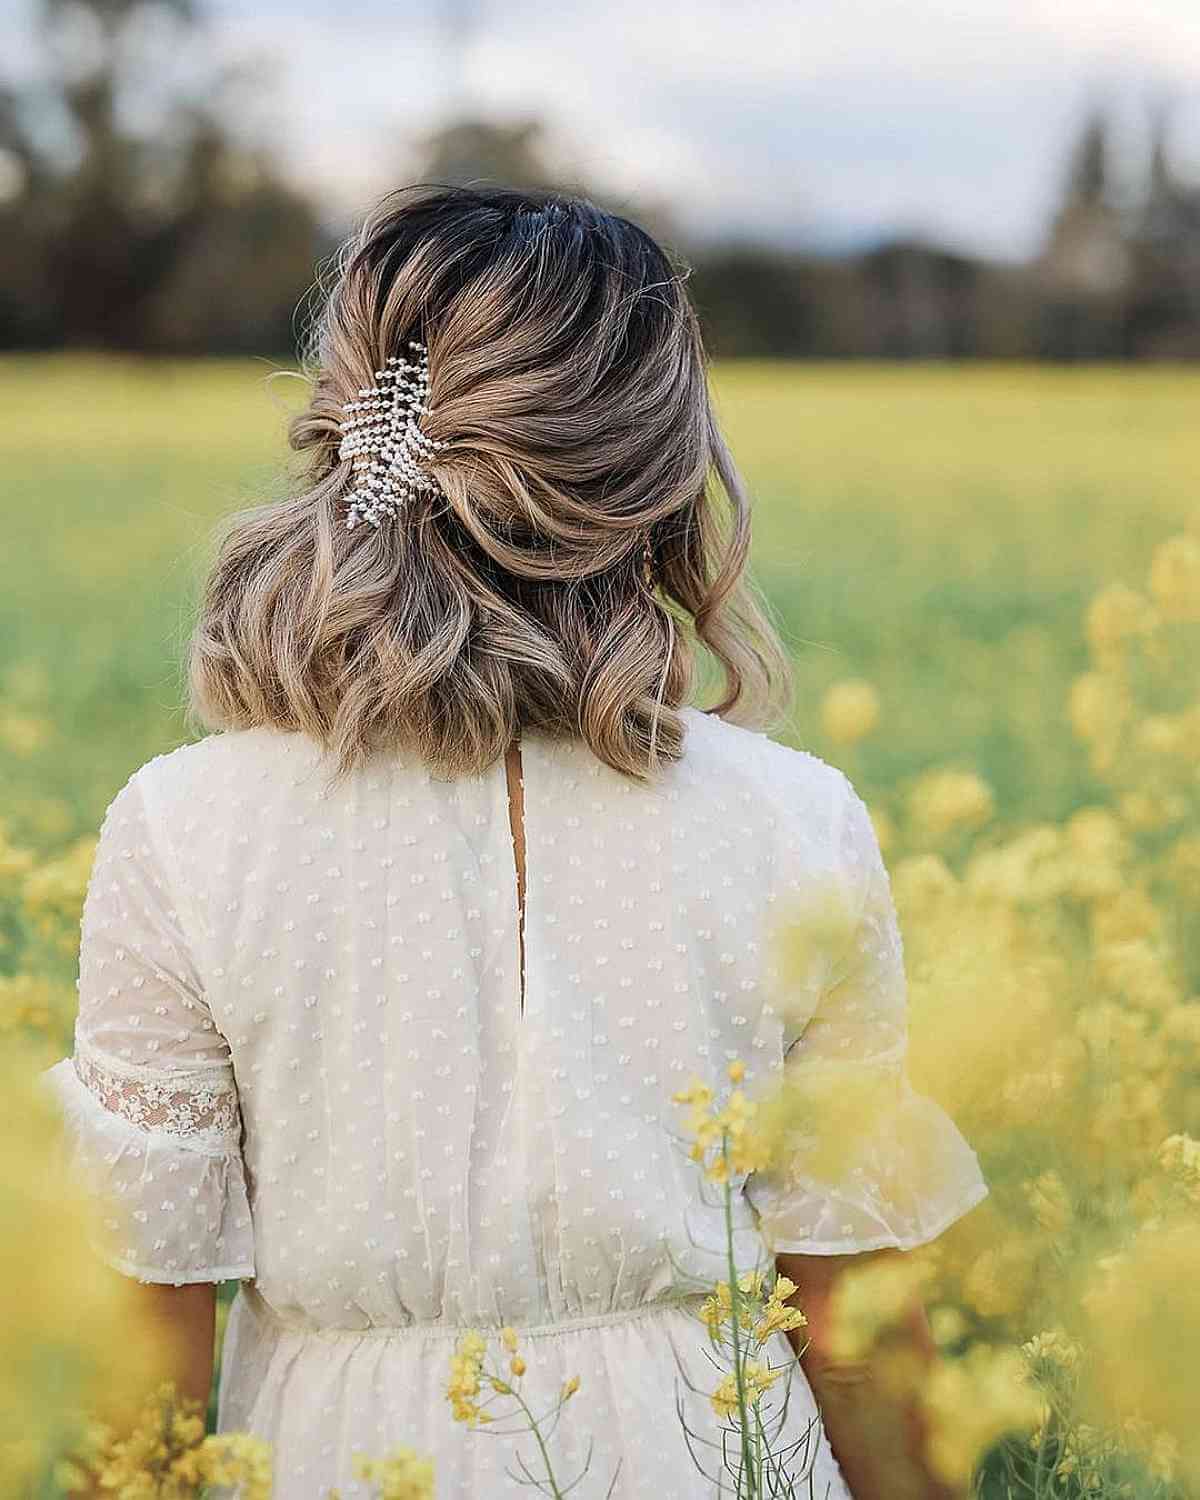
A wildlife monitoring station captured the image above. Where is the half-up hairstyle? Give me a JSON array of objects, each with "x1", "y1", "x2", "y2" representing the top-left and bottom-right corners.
[{"x1": 187, "y1": 184, "x2": 792, "y2": 783}]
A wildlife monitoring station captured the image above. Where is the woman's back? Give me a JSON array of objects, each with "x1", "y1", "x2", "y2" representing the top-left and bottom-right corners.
[
  {"x1": 75, "y1": 707, "x2": 849, "y2": 1322},
  {"x1": 55, "y1": 707, "x2": 935, "y2": 1496}
]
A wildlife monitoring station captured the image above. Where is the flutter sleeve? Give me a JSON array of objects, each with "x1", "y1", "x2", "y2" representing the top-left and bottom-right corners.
[
  {"x1": 38, "y1": 767, "x2": 255, "y2": 1285},
  {"x1": 743, "y1": 774, "x2": 989, "y2": 1255}
]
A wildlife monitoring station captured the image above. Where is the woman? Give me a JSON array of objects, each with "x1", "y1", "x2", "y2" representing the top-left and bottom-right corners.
[{"x1": 43, "y1": 185, "x2": 987, "y2": 1498}]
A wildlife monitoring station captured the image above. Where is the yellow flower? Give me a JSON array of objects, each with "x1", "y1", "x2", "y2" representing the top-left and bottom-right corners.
[
  {"x1": 717, "y1": 1090, "x2": 771, "y2": 1177},
  {"x1": 0, "y1": 1050, "x2": 170, "y2": 1485},
  {"x1": 737, "y1": 1268, "x2": 765, "y2": 1299},
  {"x1": 700, "y1": 1280, "x2": 736, "y2": 1338},
  {"x1": 671, "y1": 1078, "x2": 713, "y2": 1110},
  {"x1": 1158, "y1": 1133, "x2": 1200, "y2": 1201},
  {"x1": 21, "y1": 836, "x2": 97, "y2": 952},
  {"x1": 1118, "y1": 788, "x2": 1188, "y2": 831},
  {"x1": 828, "y1": 1254, "x2": 937, "y2": 1362},
  {"x1": 961, "y1": 1240, "x2": 1038, "y2": 1322},
  {"x1": 562, "y1": 1375, "x2": 581, "y2": 1400},
  {"x1": 1080, "y1": 1219, "x2": 1200, "y2": 1484},
  {"x1": 709, "y1": 1361, "x2": 784, "y2": 1421},
  {"x1": 1022, "y1": 1170, "x2": 1072, "y2": 1236},
  {"x1": 458, "y1": 1330, "x2": 486, "y2": 1361},
  {"x1": 709, "y1": 1374, "x2": 741, "y2": 1422},
  {"x1": 1135, "y1": 713, "x2": 1187, "y2": 757},
  {"x1": 748, "y1": 1274, "x2": 807, "y2": 1344},
  {"x1": 673, "y1": 1074, "x2": 770, "y2": 1181},
  {"x1": 1085, "y1": 582, "x2": 1156, "y2": 659},
  {"x1": 352, "y1": 1445, "x2": 436, "y2": 1499},
  {"x1": 500, "y1": 1325, "x2": 518, "y2": 1353},
  {"x1": 171, "y1": 1410, "x2": 206, "y2": 1448},
  {"x1": 907, "y1": 768, "x2": 995, "y2": 844},
  {"x1": 1090, "y1": 886, "x2": 1161, "y2": 946},
  {"x1": 727, "y1": 1059, "x2": 745, "y2": 1084},
  {"x1": 85, "y1": 1382, "x2": 274, "y2": 1500},
  {"x1": 1148, "y1": 533, "x2": 1200, "y2": 622},
  {"x1": 1065, "y1": 805, "x2": 1128, "y2": 864},
  {"x1": 1094, "y1": 939, "x2": 1180, "y2": 1015},
  {"x1": 0, "y1": 972, "x2": 75, "y2": 1044},
  {"x1": 446, "y1": 1330, "x2": 489, "y2": 1427},
  {"x1": 510, "y1": 1355, "x2": 526, "y2": 1377},
  {"x1": 745, "y1": 1360, "x2": 785, "y2": 1398},
  {"x1": 1021, "y1": 1328, "x2": 1080, "y2": 1373},
  {"x1": 965, "y1": 824, "x2": 1066, "y2": 905},
  {"x1": 0, "y1": 710, "x2": 53, "y2": 757},
  {"x1": 753, "y1": 1299, "x2": 807, "y2": 1344},
  {"x1": 892, "y1": 852, "x2": 959, "y2": 917},
  {"x1": 0, "y1": 825, "x2": 35, "y2": 896},
  {"x1": 821, "y1": 679, "x2": 881, "y2": 745},
  {"x1": 922, "y1": 1345, "x2": 1041, "y2": 1487},
  {"x1": 193, "y1": 1432, "x2": 275, "y2": 1500}
]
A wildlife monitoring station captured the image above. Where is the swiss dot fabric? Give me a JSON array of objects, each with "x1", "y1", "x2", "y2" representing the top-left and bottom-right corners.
[{"x1": 41, "y1": 706, "x2": 987, "y2": 1499}]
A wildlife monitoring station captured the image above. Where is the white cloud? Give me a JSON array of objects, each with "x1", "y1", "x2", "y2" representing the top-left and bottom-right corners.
[{"x1": 197, "y1": 0, "x2": 1200, "y2": 256}]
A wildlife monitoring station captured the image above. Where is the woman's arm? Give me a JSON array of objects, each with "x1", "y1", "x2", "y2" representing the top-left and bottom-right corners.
[
  {"x1": 64, "y1": 1276, "x2": 216, "y2": 1498},
  {"x1": 123, "y1": 1274, "x2": 218, "y2": 1412},
  {"x1": 776, "y1": 1249, "x2": 962, "y2": 1500}
]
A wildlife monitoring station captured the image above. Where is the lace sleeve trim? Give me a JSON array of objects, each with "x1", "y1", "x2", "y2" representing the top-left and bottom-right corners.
[{"x1": 72, "y1": 1033, "x2": 243, "y2": 1156}]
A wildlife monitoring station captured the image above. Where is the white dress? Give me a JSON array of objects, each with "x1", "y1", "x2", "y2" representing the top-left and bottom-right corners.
[{"x1": 41, "y1": 705, "x2": 988, "y2": 1499}]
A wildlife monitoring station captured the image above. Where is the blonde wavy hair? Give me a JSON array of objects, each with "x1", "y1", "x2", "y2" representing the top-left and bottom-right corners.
[{"x1": 187, "y1": 184, "x2": 792, "y2": 783}]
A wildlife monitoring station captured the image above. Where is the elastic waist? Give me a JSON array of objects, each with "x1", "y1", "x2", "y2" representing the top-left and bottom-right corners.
[{"x1": 241, "y1": 1284, "x2": 707, "y2": 1343}]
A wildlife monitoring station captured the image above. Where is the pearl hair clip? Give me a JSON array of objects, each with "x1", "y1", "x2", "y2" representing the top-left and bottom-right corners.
[{"x1": 338, "y1": 340, "x2": 447, "y2": 530}]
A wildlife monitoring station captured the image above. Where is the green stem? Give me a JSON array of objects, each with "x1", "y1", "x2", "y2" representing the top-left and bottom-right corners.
[
  {"x1": 753, "y1": 1401, "x2": 776, "y2": 1494},
  {"x1": 722, "y1": 1130, "x2": 759, "y2": 1499},
  {"x1": 503, "y1": 1374, "x2": 567, "y2": 1500}
]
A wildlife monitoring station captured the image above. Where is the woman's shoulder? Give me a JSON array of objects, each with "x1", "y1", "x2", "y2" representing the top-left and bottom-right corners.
[
  {"x1": 678, "y1": 704, "x2": 853, "y2": 828},
  {"x1": 680, "y1": 705, "x2": 849, "y2": 791},
  {"x1": 121, "y1": 725, "x2": 318, "y2": 811}
]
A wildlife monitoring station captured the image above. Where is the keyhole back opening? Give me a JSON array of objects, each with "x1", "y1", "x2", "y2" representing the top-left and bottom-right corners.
[{"x1": 504, "y1": 737, "x2": 527, "y2": 1016}]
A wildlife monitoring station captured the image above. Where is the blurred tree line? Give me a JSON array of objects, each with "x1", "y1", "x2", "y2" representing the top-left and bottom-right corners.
[
  {"x1": 2, "y1": 0, "x2": 1198, "y2": 360},
  {"x1": 0, "y1": 0, "x2": 319, "y2": 353}
]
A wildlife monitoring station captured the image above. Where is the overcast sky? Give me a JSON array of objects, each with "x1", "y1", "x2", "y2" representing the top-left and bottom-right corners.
[{"x1": 14, "y1": 0, "x2": 1200, "y2": 261}]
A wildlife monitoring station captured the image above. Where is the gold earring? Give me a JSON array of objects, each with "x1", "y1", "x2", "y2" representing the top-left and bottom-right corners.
[{"x1": 642, "y1": 530, "x2": 655, "y2": 590}]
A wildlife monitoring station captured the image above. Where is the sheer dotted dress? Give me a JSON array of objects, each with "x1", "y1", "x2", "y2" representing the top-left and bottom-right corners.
[{"x1": 41, "y1": 706, "x2": 988, "y2": 1499}]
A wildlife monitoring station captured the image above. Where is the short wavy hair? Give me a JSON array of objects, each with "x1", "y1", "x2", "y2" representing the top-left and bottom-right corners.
[{"x1": 187, "y1": 184, "x2": 792, "y2": 782}]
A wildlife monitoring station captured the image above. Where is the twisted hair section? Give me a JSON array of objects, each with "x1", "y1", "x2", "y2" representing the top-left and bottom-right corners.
[{"x1": 187, "y1": 184, "x2": 792, "y2": 782}]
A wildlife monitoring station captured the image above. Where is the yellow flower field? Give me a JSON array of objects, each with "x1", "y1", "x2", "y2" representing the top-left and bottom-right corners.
[{"x1": 2, "y1": 354, "x2": 1198, "y2": 1498}]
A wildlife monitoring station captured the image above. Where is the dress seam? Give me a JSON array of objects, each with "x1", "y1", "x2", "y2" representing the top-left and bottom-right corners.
[{"x1": 246, "y1": 1291, "x2": 709, "y2": 1343}]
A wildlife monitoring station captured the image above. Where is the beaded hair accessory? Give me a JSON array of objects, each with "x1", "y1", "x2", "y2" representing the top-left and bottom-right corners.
[{"x1": 338, "y1": 340, "x2": 447, "y2": 530}]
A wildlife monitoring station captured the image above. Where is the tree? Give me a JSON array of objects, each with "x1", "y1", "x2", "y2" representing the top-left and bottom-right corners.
[
  {"x1": 0, "y1": 0, "x2": 327, "y2": 353},
  {"x1": 414, "y1": 116, "x2": 562, "y2": 196},
  {"x1": 409, "y1": 114, "x2": 682, "y2": 250},
  {"x1": 1035, "y1": 104, "x2": 1130, "y2": 357},
  {"x1": 1065, "y1": 109, "x2": 1110, "y2": 210}
]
